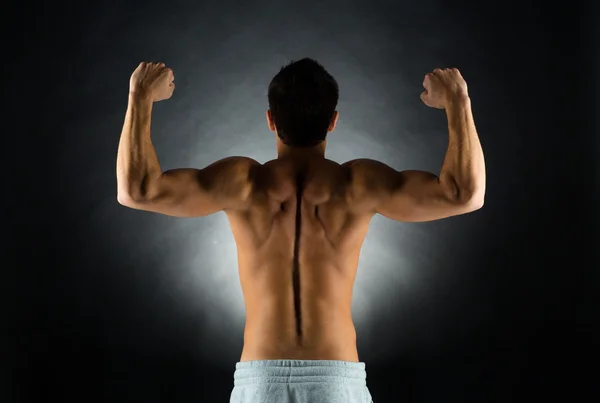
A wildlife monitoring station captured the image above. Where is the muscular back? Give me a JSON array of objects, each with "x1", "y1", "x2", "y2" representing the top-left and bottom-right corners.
[
  {"x1": 226, "y1": 157, "x2": 373, "y2": 362},
  {"x1": 119, "y1": 151, "x2": 483, "y2": 360},
  {"x1": 117, "y1": 64, "x2": 484, "y2": 362}
]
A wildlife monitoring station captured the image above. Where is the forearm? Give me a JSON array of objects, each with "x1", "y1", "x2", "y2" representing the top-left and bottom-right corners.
[
  {"x1": 439, "y1": 95, "x2": 486, "y2": 203},
  {"x1": 116, "y1": 94, "x2": 162, "y2": 201}
]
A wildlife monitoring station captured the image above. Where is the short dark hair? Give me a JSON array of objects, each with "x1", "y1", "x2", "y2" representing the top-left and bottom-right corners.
[{"x1": 268, "y1": 58, "x2": 339, "y2": 147}]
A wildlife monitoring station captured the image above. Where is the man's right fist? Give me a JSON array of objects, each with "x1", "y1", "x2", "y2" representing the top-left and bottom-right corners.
[
  {"x1": 420, "y1": 68, "x2": 468, "y2": 109},
  {"x1": 130, "y1": 62, "x2": 175, "y2": 102}
]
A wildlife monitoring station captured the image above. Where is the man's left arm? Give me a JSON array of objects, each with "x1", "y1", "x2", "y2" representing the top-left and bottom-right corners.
[{"x1": 116, "y1": 89, "x2": 258, "y2": 218}]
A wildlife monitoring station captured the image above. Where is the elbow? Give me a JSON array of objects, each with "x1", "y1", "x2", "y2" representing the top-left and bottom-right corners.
[
  {"x1": 443, "y1": 173, "x2": 485, "y2": 211},
  {"x1": 458, "y1": 187, "x2": 485, "y2": 211},
  {"x1": 117, "y1": 175, "x2": 154, "y2": 206},
  {"x1": 117, "y1": 176, "x2": 161, "y2": 207},
  {"x1": 466, "y1": 193, "x2": 485, "y2": 211},
  {"x1": 117, "y1": 191, "x2": 136, "y2": 207},
  {"x1": 117, "y1": 188, "x2": 146, "y2": 207}
]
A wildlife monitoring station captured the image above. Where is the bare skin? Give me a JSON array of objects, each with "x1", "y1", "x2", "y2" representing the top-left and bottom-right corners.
[{"x1": 117, "y1": 62, "x2": 485, "y2": 362}]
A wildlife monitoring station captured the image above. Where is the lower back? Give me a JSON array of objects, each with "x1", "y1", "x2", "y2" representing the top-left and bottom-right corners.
[{"x1": 240, "y1": 279, "x2": 359, "y2": 361}]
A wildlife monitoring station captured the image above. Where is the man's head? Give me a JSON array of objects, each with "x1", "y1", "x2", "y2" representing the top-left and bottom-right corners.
[{"x1": 267, "y1": 58, "x2": 339, "y2": 149}]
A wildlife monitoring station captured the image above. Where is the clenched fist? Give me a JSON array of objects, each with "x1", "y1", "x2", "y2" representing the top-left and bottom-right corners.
[
  {"x1": 130, "y1": 62, "x2": 175, "y2": 102},
  {"x1": 420, "y1": 68, "x2": 468, "y2": 109}
]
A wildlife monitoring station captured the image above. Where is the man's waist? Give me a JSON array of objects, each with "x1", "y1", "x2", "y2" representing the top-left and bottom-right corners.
[
  {"x1": 243, "y1": 318, "x2": 356, "y2": 346},
  {"x1": 240, "y1": 329, "x2": 359, "y2": 362}
]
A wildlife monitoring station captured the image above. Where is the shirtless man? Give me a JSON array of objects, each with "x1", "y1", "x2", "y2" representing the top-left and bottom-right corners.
[{"x1": 116, "y1": 58, "x2": 485, "y2": 403}]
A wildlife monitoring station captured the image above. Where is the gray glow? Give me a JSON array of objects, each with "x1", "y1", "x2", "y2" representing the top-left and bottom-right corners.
[
  {"x1": 129, "y1": 63, "x2": 450, "y2": 368},
  {"x1": 14, "y1": 0, "x2": 593, "y2": 399},
  {"x1": 69, "y1": 0, "x2": 479, "y2": 371}
]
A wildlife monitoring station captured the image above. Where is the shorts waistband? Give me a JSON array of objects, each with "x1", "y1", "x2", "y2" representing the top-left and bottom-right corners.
[{"x1": 233, "y1": 360, "x2": 367, "y2": 386}]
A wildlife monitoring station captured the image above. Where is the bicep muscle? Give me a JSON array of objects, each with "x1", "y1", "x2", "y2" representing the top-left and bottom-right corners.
[
  {"x1": 346, "y1": 159, "x2": 479, "y2": 222},
  {"x1": 122, "y1": 157, "x2": 257, "y2": 217}
]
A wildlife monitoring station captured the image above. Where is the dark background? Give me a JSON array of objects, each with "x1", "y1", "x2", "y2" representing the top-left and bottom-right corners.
[{"x1": 8, "y1": 0, "x2": 598, "y2": 402}]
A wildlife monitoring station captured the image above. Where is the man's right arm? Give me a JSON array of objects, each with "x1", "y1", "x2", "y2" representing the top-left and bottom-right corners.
[{"x1": 345, "y1": 92, "x2": 485, "y2": 222}]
